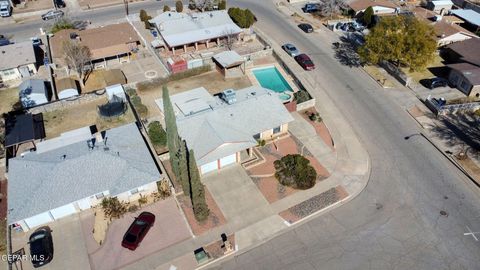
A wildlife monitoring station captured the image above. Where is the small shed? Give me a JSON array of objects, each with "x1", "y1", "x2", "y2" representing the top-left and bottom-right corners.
[
  {"x1": 105, "y1": 84, "x2": 126, "y2": 102},
  {"x1": 19, "y1": 79, "x2": 49, "y2": 108},
  {"x1": 56, "y1": 78, "x2": 80, "y2": 99},
  {"x1": 427, "y1": 0, "x2": 453, "y2": 15},
  {"x1": 212, "y1": 51, "x2": 245, "y2": 79}
]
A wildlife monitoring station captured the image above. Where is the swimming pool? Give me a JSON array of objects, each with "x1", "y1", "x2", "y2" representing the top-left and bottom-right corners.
[{"x1": 252, "y1": 66, "x2": 293, "y2": 93}]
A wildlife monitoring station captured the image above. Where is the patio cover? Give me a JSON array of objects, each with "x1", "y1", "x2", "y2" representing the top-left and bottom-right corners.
[{"x1": 5, "y1": 113, "x2": 45, "y2": 148}]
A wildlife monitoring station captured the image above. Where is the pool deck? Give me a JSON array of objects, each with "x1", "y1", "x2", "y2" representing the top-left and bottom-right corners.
[{"x1": 247, "y1": 63, "x2": 299, "y2": 103}]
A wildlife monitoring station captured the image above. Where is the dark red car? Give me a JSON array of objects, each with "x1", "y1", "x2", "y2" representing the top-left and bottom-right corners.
[
  {"x1": 294, "y1": 54, "x2": 315, "y2": 70},
  {"x1": 121, "y1": 212, "x2": 155, "y2": 250}
]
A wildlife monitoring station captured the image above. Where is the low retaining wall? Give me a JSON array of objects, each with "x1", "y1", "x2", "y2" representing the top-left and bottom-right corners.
[
  {"x1": 425, "y1": 97, "x2": 480, "y2": 115},
  {"x1": 28, "y1": 91, "x2": 105, "y2": 114},
  {"x1": 296, "y1": 99, "x2": 316, "y2": 111},
  {"x1": 379, "y1": 61, "x2": 411, "y2": 87}
]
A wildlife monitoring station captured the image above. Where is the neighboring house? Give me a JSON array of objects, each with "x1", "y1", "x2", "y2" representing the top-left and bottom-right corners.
[
  {"x1": 149, "y1": 10, "x2": 242, "y2": 54},
  {"x1": 451, "y1": 9, "x2": 480, "y2": 31},
  {"x1": 50, "y1": 23, "x2": 140, "y2": 69},
  {"x1": 448, "y1": 62, "x2": 480, "y2": 96},
  {"x1": 443, "y1": 38, "x2": 480, "y2": 66},
  {"x1": 156, "y1": 86, "x2": 294, "y2": 174},
  {"x1": 19, "y1": 79, "x2": 48, "y2": 108},
  {"x1": 348, "y1": 0, "x2": 398, "y2": 15},
  {"x1": 7, "y1": 123, "x2": 162, "y2": 232},
  {"x1": 0, "y1": 41, "x2": 37, "y2": 82},
  {"x1": 427, "y1": 0, "x2": 454, "y2": 15},
  {"x1": 56, "y1": 77, "x2": 80, "y2": 99},
  {"x1": 413, "y1": 7, "x2": 478, "y2": 46}
]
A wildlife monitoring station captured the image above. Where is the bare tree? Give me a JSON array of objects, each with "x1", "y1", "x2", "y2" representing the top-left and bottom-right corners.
[
  {"x1": 317, "y1": 0, "x2": 346, "y2": 19},
  {"x1": 194, "y1": 0, "x2": 215, "y2": 11},
  {"x1": 223, "y1": 28, "x2": 238, "y2": 50},
  {"x1": 62, "y1": 39, "x2": 92, "y2": 87}
]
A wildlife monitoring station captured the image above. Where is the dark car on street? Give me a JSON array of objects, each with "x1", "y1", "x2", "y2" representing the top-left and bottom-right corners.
[
  {"x1": 298, "y1": 23, "x2": 314, "y2": 33},
  {"x1": 29, "y1": 227, "x2": 54, "y2": 268},
  {"x1": 122, "y1": 212, "x2": 155, "y2": 250},
  {"x1": 427, "y1": 77, "x2": 448, "y2": 89},
  {"x1": 294, "y1": 53, "x2": 315, "y2": 70}
]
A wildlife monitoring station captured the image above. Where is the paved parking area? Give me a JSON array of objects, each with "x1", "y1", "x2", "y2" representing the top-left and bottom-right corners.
[
  {"x1": 11, "y1": 214, "x2": 91, "y2": 270},
  {"x1": 410, "y1": 82, "x2": 466, "y2": 101},
  {"x1": 88, "y1": 197, "x2": 191, "y2": 270}
]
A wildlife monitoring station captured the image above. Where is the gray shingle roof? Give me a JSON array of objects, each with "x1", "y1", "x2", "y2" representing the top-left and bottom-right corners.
[
  {"x1": 157, "y1": 86, "x2": 294, "y2": 165},
  {"x1": 7, "y1": 123, "x2": 161, "y2": 223}
]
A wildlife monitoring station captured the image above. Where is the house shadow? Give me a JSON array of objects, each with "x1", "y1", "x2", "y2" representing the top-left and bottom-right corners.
[{"x1": 428, "y1": 66, "x2": 450, "y2": 78}]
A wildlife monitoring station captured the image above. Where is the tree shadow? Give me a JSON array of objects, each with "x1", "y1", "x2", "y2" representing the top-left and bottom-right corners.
[
  {"x1": 430, "y1": 113, "x2": 480, "y2": 157},
  {"x1": 332, "y1": 34, "x2": 363, "y2": 68}
]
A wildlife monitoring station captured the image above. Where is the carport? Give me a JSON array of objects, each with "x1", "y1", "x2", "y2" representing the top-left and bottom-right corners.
[{"x1": 4, "y1": 113, "x2": 45, "y2": 157}]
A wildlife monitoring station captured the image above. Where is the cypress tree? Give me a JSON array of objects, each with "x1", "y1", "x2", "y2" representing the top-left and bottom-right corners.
[
  {"x1": 178, "y1": 140, "x2": 190, "y2": 198},
  {"x1": 162, "y1": 86, "x2": 181, "y2": 176},
  {"x1": 188, "y1": 150, "x2": 210, "y2": 221}
]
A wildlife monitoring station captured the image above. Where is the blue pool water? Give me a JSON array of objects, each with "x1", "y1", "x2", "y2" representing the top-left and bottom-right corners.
[{"x1": 252, "y1": 67, "x2": 293, "y2": 92}]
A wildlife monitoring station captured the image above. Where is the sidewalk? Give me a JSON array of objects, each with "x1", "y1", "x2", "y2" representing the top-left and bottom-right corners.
[{"x1": 119, "y1": 25, "x2": 370, "y2": 270}]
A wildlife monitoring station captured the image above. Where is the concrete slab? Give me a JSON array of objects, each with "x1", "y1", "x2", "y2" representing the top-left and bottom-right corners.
[
  {"x1": 202, "y1": 165, "x2": 273, "y2": 227},
  {"x1": 89, "y1": 198, "x2": 191, "y2": 270},
  {"x1": 236, "y1": 215, "x2": 287, "y2": 250}
]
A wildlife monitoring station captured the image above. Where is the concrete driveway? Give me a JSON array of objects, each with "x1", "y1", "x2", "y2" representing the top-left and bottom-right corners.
[
  {"x1": 10, "y1": 214, "x2": 91, "y2": 270},
  {"x1": 202, "y1": 165, "x2": 272, "y2": 228},
  {"x1": 88, "y1": 197, "x2": 191, "y2": 270}
]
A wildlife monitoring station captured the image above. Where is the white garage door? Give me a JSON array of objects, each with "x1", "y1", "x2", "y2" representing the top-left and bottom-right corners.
[
  {"x1": 50, "y1": 203, "x2": 77, "y2": 219},
  {"x1": 76, "y1": 197, "x2": 92, "y2": 210},
  {"x1": 25, "y1": 212, "x2": 54, "y2": 229},
  {"x1": 201, "y1": 160, "x2": 218, "y2": 174},
  {"x1": 220, "y1": 154, "x2": 236, "y2": 168}
]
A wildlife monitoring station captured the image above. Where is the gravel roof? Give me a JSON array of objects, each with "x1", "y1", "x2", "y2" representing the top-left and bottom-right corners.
[{"x1": 7, "y1": 123, "x2": 161, "y2": 223}]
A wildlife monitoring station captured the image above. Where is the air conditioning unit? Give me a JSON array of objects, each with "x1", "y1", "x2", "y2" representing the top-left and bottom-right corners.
[{"x1": 222, "y1": 89, "x2": 237, "y2": 104}]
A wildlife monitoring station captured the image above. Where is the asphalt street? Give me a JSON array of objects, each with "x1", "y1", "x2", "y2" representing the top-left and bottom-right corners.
[{"x1": 2, "y1": 1, "x2": 480, "y2": 269}]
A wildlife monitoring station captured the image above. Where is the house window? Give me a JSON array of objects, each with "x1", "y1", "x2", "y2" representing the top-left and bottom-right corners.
[
  {"x1": 130, "y1": 188, "x2": 139, "y2": 195},
  {"x1": 253, "y1": 133, "x2": 261, "y2": 140},
  {"x1": 273, "y1": 126, "x2": 282, "y2": 134},
  {"x1": 95, "y1": 192, "x2": 105, "y2": 200}
]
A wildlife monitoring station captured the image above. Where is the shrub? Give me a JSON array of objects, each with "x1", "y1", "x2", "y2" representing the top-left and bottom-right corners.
[
  {"x1": 138, "y1": 195, "x2": 148, "y2": 205},
  {"x1": 128, "y1": 204, "x2": 139, "y2": 213},
  {"x1": 228, "y1": 7, "x2": 256, "y2": 28},
  {"x1": 130, "y1": 95, "x2": 149, "y2": 118},
  {"x1": 51, "y1": 18, "x2": 74, "y2": 33},
  {"x1": 218, "y1": 0, "x2": 227, "y2": 10},
  {"x1": 101, "y1": 197, "x2": 127, "y2": 219},
  {"x1": 164, "y1": 5, "x2": 171, "y2": 12},
  {"x1": 308, "y1": 112, "x2": 322, "y2": 122},
  {"x1": 148, "y1": 121, "x2": 167, "y2": 147},
  {"x1": 294, "y1": 90, "x2": 311, "y2": 103},
  {"x1": 257, "y1": 139, "x2": 266, "y2": 147},
  {"x1": 156, "y1": 179, "x2": 171, "y2": 199},
  {"x1": 274, "y1": 154, "x2": 317, "y2": 189},
  {"x1": 139, "y1": 9, "x2": 149, "y2": 21},
  {"x1": 125, "y1": 87, "x2": 137, "y2": 97},
  {"x1": 176, "y1": 0, "x2": 183, "y2": 12}
]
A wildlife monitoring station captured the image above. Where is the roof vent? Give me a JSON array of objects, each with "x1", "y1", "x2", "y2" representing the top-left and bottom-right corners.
[
  {"x1": 210, "y1": 13, "x2": 213, "y2": 17},
  {"x1": 61, "y1": 154, "x2": 66, "y2": 160},
  {"x1": 222, "y1": 89, "x2": 237, "y2": 104}
]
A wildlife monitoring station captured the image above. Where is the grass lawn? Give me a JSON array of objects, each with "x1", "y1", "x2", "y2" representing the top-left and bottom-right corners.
[
  {"x1": 42, "y1": 97, "x2": 135, "y2": 138},
  {"x1": 0, "y1": 88, "x2": 19, "y2": 114},
  {"x1": 363, "y1": 65, "x2": 395, "y2": 88},
  {"x1": 401, "y1": 54, "x2": 444, "y2": 83},
  {"x1": 137, "y1": 71, "x2": 253, "y2": 117}
]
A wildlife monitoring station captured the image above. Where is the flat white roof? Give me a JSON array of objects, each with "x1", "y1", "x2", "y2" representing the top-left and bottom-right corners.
[{"x1": 451, "y1": 9, "x2": 480, "y2": 26}]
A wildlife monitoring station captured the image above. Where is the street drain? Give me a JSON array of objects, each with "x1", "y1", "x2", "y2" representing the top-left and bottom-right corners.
[{"x1": 440, "y1": 210, "x2": 448, "y2": 217}]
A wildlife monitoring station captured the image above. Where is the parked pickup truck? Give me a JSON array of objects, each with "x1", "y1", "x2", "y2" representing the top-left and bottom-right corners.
[{"x1": 0, "y1": 1, "x2": 12, "y2": 17}]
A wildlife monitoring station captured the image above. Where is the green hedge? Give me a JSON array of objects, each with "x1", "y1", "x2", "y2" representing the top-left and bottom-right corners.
[{"x1": 148, "y1": 121, "x2": 167, "y2": 147}]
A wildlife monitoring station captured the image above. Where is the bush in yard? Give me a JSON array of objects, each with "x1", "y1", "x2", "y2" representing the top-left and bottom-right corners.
[
  {"x1": 130, "y1": 95, "x2": 149, "y2": 118},
  {"x1": 139, "y1": 9, "x2": 153, "y2": 29},
  {"x1": 308, "y1": 112, "x2": 322, "y2": 122},
  {"x1": 51, "y1": 18, "x2": 74, "y2": 33},
  {"x1": 362, "y1": 6, "x2": 374, "y2": 27},
  {"x1": 176, "y1": 1, "x2": 184, "y2": 12},
  {"x1": 156, "y1": 179, "x2": 171, "y2": 199},
  {"x1": 274, "y1": 154, "x2": 317, "y2": 190},
  {"x1": 294, "y1": 90, "x2": 311, "y2": 103},
  {"x1": 218, "y1": 0, "x2": 227, "y2": 10},
  {"x1": 101, "y1": 197, "x2": 127, "y2": 219},
  {"x1": 148, "y1": 121, "x2": 167, "y2": 147},
  {"x1": 228, "y1": 7, "x2": 255, "y2": 28},
  {"x1": 164, "y1": 5, "x2": 171, "y2": 12}
]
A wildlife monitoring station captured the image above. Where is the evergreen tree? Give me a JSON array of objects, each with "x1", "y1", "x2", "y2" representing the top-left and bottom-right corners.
[
  {"x1": 362, "y1": 6, "x2": 374, "y2": 27},
  {"x1": 218, "y1": 0, "x2": 226, "y2": 10},
  {"x1": 176, "y1": 1, "x2": 184, "y2": 12},
  {"x1": 188, "y1": 150, "x2": 210, "y2": 221},
  {"x1": 178, "y1": 140, "x2": 190, "y2": 198},
  {"x1": 163, "y1": 86, "x2": 181, "y2": 176}
]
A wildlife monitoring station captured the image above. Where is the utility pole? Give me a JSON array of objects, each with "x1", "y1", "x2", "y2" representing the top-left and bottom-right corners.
[{"x1": 123, "y1": 0, "x2": 129, "y2": 15}]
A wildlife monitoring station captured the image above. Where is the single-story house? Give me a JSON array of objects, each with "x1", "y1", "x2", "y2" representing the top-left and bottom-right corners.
[
  {"x1": 451, "y1": 9, "x2": 480, "y2": 31},
  {"x1": 447, "y1": 62, "x2": 480, "y2": 97},
  {"x1": 56, "y1": 77, "x2": 80, "y2": 99},
  {"x1": 19, "y1": 79, "x2": 48, "y2": 108},
  {"x1": 50, "y1": 23, "x2": 140, "y2": 69},
  {"x1": 443, "y1": 38, "x2": 480, "y2": 67},
  {"x1": 212, "y1": 50, "x2": 245, "y2": 78},
  {"x1": 156, "y1": 86, "x2": 294, "y2": 174},
  {"x1": 149, "y1": 10, "x2": 242, "y2": 54},
  {"x1": 348, "y1": 0, "x2": 398, "y2": 15},
  {"x1": 0, "y1": 41, "x2": 37, "y2": 82},
  {"x1": 7, "y1": 123, "x2": 162, "y2": 231},
  {"x1": 427, "y1": 0, "x2": 454, "y2": 15},
  {"x1": 413, "y1": 7, "x2": 478, "y2": 46}
]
